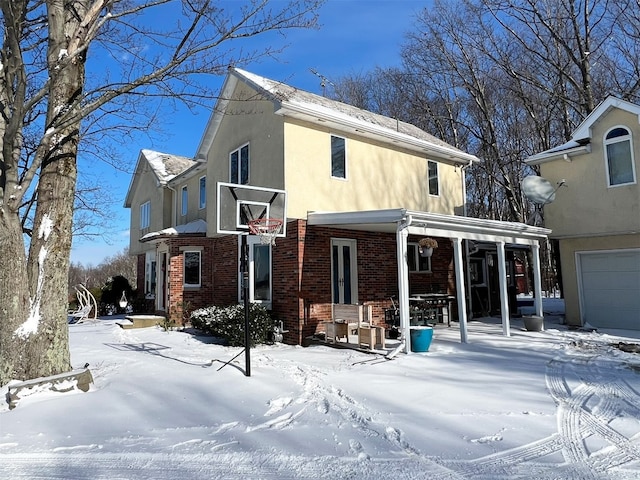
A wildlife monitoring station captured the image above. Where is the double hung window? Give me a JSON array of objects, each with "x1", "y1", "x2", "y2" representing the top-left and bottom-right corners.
[
  {"x1": 407, "y1": 243, "x2": 432, "y2": 272},
  {"x1": 140, "y1": 201, "x2": 150, "y2": 229}
]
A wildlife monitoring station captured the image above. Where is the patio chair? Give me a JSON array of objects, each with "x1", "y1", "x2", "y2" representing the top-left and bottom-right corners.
[{"x1": 68, "y1": 284, "x2": 98, "y2": 324}]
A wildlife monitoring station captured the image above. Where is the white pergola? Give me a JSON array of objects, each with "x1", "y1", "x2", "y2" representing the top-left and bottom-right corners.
[{"x1": 307, "y1": 209, "x2": 551, "y2": 353}]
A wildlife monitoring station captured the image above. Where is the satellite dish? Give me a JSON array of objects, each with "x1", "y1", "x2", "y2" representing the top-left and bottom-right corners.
[{"x1": 522, "y1": 176, "x2": 558, "y2": 205}]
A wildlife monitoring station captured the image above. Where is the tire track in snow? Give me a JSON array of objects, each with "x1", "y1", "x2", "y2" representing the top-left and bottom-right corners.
[{"x1": 445, "y1": 348, "x2": 640, "y2": 479}]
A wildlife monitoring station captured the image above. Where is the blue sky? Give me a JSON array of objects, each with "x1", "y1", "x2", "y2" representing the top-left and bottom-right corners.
[{"x1": 70, "y1": 0, "x2": 427, "y2": 266}]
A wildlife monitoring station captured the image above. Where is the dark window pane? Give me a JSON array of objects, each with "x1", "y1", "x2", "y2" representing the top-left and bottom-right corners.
[
  {"x1": 230, "y1": 151, "x2": 238, "y2": 183},
  {"x1": 331, "y1": 136, "x2": 346, "y2": 178},
  {"x1": 342, "y1": 245, "x2": 351, "y2": 304},
  {"x1": 240, "y1": 145, "x2": 249, "y2": 184},
  {"x1": 184, "y1": 251, "x2": 201, "y2": 286},
  {"x1": 606, "y1": 127, "x2": 629, "y2": 139},
  {"x1": 332, "y1": 245, "x2": 339, "y2": 302},
  {"x1": 607, "y1": 140, "x2": 634, "y2": 185},
  {"x1": 428, "y1": 161, "x2": 439, "y2": 195},
  {"x1": 253, "y1": 244, "x2": 270, "y2": 300}
]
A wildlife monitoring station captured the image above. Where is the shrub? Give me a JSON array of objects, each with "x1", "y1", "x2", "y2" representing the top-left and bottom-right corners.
[{"x1": 190, "y1": 303, "x2": 276, "y2": 347}]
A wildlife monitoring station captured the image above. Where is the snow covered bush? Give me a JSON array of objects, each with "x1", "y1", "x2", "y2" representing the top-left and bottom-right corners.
[{"x1": 190, "y1": 304, "x2": 276, "y2": 347}]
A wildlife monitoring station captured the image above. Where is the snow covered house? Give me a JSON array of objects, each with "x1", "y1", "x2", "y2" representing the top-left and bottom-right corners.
[
  {"x1": 125, "y1": 67, "x2": 550, "y2": 350},
  {"x1": 527, "y1": 96, "x2": 640, "y2": 331}
]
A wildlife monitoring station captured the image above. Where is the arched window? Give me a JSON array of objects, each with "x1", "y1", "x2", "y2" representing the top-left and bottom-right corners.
[{"x1": 604, "y1": 126, "x2": 636, "y2": 186}]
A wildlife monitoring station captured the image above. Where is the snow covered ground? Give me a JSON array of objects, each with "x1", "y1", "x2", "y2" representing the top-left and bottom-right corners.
[{"x1": 2, "y1": 298, "x2": 640, "y2": 479}]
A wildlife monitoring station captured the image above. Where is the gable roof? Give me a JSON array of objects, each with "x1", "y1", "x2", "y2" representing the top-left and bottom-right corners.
[
  {"x1": 124, "y1": 149, "x2": 195, "y2": 208},
  {"x1": 196, "y1": 67, "x2": 479, "y2": 165},
  {"x1": 526, "y1": 96, "x2": 640, "y2": 165}
]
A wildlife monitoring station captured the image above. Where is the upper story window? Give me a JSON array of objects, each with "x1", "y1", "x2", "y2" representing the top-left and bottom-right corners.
[
  {"x1": 428, "y1": 160, "x2": 439, "y2": 196},
  {"x1": 140, "y1": 201, "x2": 150, "y2": 229},
  {"x1": 407, "y1": 243, "x2": 432, "y2": 272},
  {"x1": 604, "y1": 126, "x2": 636, "y2": 186},
  {"x1": 199, "y1": 176, "x2": 206, "y2": 209},
  {"x1": 331, "y1": 135, "x2": 346, "y2": 179},
  {"x1": 181, "y1": 186, "x2": 188, "y2": 216},
  {"x1": 230, "y1": 144, "x2": 250, "y2": 184}
]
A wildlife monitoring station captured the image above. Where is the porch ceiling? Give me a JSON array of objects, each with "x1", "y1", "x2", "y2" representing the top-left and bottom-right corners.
[{"x1": 306, "y1": 208, "x2": 551, "y2": 246}]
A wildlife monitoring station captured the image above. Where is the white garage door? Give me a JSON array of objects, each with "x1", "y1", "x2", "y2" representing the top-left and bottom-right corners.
[{"x1": 578, "y1": 250, "x2": 640, "y2": 330}]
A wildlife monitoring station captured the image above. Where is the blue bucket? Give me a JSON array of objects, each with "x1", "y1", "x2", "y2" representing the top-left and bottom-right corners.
[{"x1": 410, "y1": 326, "x2": 434, "y2": 352}]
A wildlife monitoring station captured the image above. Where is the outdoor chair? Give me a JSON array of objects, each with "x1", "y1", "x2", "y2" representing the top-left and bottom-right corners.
[{"x1": 68, "y1": 284, "x2": 98, "y2": 324}]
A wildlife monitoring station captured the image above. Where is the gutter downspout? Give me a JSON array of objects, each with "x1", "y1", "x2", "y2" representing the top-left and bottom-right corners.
[
  {"x1": 396, "y1": 213, "x2": 412, "y2": 354},
  {"x1": 460, "y1": 159, "x2": 474, "y2": 322}
]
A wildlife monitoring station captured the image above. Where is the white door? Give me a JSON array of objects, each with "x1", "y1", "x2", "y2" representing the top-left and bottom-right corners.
[
  {"x1": 331, "y1": 239, "x2": 358, "y2": 304},
  {"x1": 578, "y1": 249, "x2": 640, "y2": 330}
]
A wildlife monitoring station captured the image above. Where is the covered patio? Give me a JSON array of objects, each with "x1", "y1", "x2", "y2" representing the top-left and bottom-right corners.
[{"x1": 307, "y1": 208, "x2": 551, "y2": 353}]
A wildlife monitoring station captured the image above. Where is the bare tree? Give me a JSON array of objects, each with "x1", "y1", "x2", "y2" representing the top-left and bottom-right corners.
[{"x1": 0, "y1": 0, "x2": 322, "y2": 386}]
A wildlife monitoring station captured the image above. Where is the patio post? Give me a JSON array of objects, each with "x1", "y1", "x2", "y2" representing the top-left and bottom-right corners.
[
  {"x1": 396, "y1": 222, "x2": 411, "y2": 353},
  {"x1": 531, "y1": 242, "x2": 544, "y2": 322},
  {"x1": 496, "y1": 241, "x2": 511, "y2": 336},
  {"x1": 452, "y1": 237, "x2": 468, "y2": 343}
]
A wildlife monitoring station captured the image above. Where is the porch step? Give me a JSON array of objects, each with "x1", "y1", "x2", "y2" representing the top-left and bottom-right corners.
[{"x1": 117, "y1": 314, "x2": 165, "y2": 329}]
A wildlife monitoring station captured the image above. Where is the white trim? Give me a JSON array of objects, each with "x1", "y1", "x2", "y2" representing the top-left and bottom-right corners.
[
  {"x1": 238, "y1": 236, "x2": 273, "y2": 309},
  {"x1": 276, "y1": 100, "x2": 480, "y2": 165},
  {"x1": 140, "y1": 201, "x2": 151, "y2": 229},
  {"x1": 407, "y1": 242, "x2": 432, "y2": 272},
  {"x1": 330, "y1": 238, "x2": 358, "y2": 304},
  {"x1": 604, "y1": 125, "x2": 637, "y2": 187},
  {"x1": 427, "y1": 160, "x2": 439, "y2": 196},
  {"x1": 330, "y1": 134, "x2": 347, "y2": 180},
  {"x1": 575, "y1": 247, "x2": 640, "y2": 327},
  {"x1": 180, "y1": 186, "x2": 188, "y2": 217},
  {"x1": 199, "y1": 175, "x2": 206, "y2": 209},
  {"x1": 307, "y1": 209, "x2": 550, "y2": 244},
  {"x1": 229, "y1": 143, "x2": 250, "y2": 185}
]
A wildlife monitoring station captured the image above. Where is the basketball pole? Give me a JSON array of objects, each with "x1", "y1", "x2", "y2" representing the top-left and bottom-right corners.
[{"x1": 241, "y1": 234, "x2": 251, "y2": 377}]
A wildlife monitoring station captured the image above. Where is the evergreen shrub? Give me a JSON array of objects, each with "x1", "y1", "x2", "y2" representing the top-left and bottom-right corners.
[{"x1": 190, "y1": 304, "x2": 276, "y2": 347}]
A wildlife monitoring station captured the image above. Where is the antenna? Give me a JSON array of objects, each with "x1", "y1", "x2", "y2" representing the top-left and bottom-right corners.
[
  {"x1": 522, "y1": 176, "x2": 566, "y2": 205},
  {"x1": 310, "y1": 68, "x2": 334, "y2": 97},
  {"x1": 522, "y1": 176, "x2": 566, "y2": 226}
]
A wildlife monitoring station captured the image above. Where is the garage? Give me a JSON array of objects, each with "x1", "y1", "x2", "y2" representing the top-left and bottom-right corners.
[{"x1": 578, "y1": 249, "x2": 640, "y2": 330}]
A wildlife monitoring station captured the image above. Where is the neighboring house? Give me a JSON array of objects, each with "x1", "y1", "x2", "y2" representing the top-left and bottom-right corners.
[
  {"x1": 527, "y1": 96, "x2": 640, "y2": 331},
  {"x1": 126, "y1": 67, "x2": 550, "y2": 351}
]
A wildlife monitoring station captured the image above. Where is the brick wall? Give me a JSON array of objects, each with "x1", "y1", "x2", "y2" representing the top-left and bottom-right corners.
[
  {"x1": 164, "y1": 236, "x2": 215, "y2": 320},
  {"x1": 146, "y1": 223, "x2": 457, "y2": 346}
]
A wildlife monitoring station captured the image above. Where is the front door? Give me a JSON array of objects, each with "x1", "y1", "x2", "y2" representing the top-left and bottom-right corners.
[{"x1": 331, "y1": 238, "x2": 358, "y2": 304}]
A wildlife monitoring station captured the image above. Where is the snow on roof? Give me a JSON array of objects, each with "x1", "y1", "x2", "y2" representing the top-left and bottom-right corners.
[
  {"x1": 142, "y1": 149, "x2": 195, "y2": 185},
  {"x1": 233, "y1": 68, "x2": 476, "y2": 162},
  {"x1": 140, "y1": 219, "x2": 207, "y2": 242}
]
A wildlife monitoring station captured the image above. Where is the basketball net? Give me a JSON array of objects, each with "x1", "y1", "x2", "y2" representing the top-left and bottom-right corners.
[{"x1": 248, "y1": 218, "x2": 283, "y2": 246}]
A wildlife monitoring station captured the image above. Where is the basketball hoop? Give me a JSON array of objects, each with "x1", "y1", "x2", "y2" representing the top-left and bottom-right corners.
[{"x1": 248, "y1": 218, "x2": 283, "y2": 246}]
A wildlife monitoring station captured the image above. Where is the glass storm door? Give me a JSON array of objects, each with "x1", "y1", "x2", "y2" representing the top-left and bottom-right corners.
[{"x1": 332, "y1": 239, "x2": 358, "y2": 304}]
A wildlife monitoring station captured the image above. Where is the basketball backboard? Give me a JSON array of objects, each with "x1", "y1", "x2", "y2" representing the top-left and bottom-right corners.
[{"x1": 216, "y1": 182, "x2": 287, "y2": 237}]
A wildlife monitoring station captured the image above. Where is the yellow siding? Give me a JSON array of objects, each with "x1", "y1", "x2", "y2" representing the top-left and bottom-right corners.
[
  {"x1": 129, "y1": 164, "x2": 166, "y2": 256},
  {"x1": 283, "y1": 118, "x2": 464, "y2": 218},
  {"x1": 541, "y1": 107, "x2": 640, "y2": 238},
  {"x1": 206, "y1": 81, "x2": 285, "y2": 230}
]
